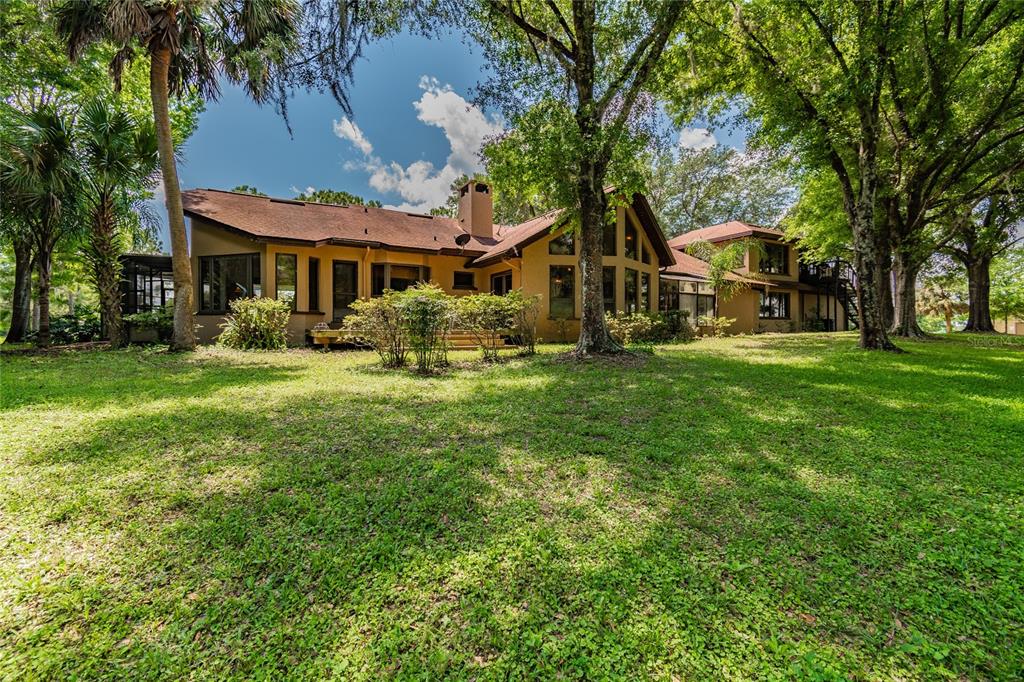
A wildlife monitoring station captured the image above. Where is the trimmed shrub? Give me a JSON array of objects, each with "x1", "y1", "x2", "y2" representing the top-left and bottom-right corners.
[
  {"x1": 219, "y1": 297, "x2": 291, "y2": 350},
  {"x1": 456, "y1": 293, "x2": 517, "y2": 361},
  {"x1": 342, "y1": 291, "x2": 407, "y2": 368},
  {"x1": 698, "y1": 315, "x2": 736, "y2": 337},
  {"x1": 605, "y1": 312, "x2": 665, "y2": 345},
  {"x1": 662, "y1": 309, "x2": 696, "y2": 342},
  {"x1": 506, "y1": 289, "x2": 541, "y2": 355},
  {"x1": 394, "y1": 283, "x2": 455, "y2": 373}
]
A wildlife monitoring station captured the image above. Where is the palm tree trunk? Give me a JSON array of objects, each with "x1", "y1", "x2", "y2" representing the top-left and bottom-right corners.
[
  {"x1": 5, "y1": 236, "x2": 34, "y2": 343},
  {"x1": 90, "y1": 194, "x2": 125, "y2": 347},
  {"x1": 36, "y1": 248, "x2": 53, "y2": 348},
  {"x1": 150, "y1": 45, "x2": 196, "y2": 351}
]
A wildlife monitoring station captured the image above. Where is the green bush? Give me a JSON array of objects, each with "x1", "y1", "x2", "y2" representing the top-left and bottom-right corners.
[
  {"x1": 219, "y1": 297, "x2": 291, "y2": 350},
  {"x1": 698, "y1": 315, "x2": 736, "y2": 337},
  {"x1": 505, "y1": 289, "x2": 541, "y2": 355},
  {"x1": 605, "y1": 312, "x2": 665, "y2": 345},
  {"x1": 342, "y1": 291, "x2": 407, "y2": 368},
  {"x1": 30, "y1": 305, "x2": 102, "y2": 345},
  {"x1": 125, "y1": 301, "x2": 174, "y2": 342},
  {"x1": 394, "y1": 283, "x2": 455, "y2": 373},
  {"x1": 456, "y1": 293, "x2": 518, "y2": 361}
]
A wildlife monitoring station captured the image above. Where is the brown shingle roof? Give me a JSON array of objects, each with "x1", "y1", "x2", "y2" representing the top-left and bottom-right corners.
[
  {"x1": 663, "y1": 248, "x2": 768, "y2": 285},
  {"x1": 182, "y1": 189, "x2": 499, "y2": 255},
  {"x1": 183, "y1": 188, "x2": 676, "y2": 268},
  {"x1": 668, "y1": 220, "x2": 785, "y2": 248}
]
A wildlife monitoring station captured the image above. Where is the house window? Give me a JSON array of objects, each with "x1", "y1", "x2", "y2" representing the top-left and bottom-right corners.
[
  {"x1": 549, "y1": 228, "x2": 575, "y2": 255},
  {"x1": 640, "y1": 272, "x2": 651, "y2": 311},
  {"x1": 199, "y1": 253, "x2": 261, "y2": 313},
  {"x1": 603, "y1": 221, "x2": 616, "y2": 256},
  {"x1": 625, "y1": 267, "x2": 638, "y2": 314},
  {"x1": 603, "y1": 266, "x2": 616, "y2": 312},
  {"x1": 697, "y1": 294, "x2": 715, "y2": 319},
  {"x1": 332, "y1": 261, "x2": 358, "y2": 321},
  {"x1": 549, "y1": 265, "x2": 575, "y2": 319},
  {"x1": 121, "y1": 256, "x2": 174, "y2": 314},
  {"x1": 641, "y1": 245, "x2": 651, "y2": 265},
  {"x1": 659, "y1": 278, "x2": 679, "y2": 312},
  {"x1": 371, "y1": 263, "x2": 430, "y2": 296},
  {"x1": 308, "y1": 257, "x2": 320, "y2": 311},
  {"x1": 760, "y1": 291, "x2": 790, "y2": 319},
  {"x1": 275, "y1": 254, "x2": 297, "y2": 309},
  {"x1": 491, "y1": 271, "x2": 513, "y2": 295},
  {"x1": 625, "y1": 222, "x2": 638, "y2": 260},
  {"x1": 761, "y1": 242, "x2": 789, "y2": 275},
  {"x1": 453, "y1": 271, "x2": 476, "y2": 290}
]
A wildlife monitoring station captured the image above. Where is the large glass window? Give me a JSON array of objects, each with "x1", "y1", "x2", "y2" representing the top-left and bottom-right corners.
[
  {"x1": 603, "y1": 221, "x2": 617, "y2": 256},
  {"x1": 548, "y1": 228, "x2": 575, "y2": 255},
  {"x1": 371, "y1": 263, "x2": 431, "y2": 296},
  {"x1": 308, "y1": 257, "x2": 320, "y2": 311},
  {"x1": 625, "y1": 267, "x2": 638, "y2": 313},
  {"x1": 641, "y1": 245, "x2": 651, "y2": 265},
  {"x1": 625, "y1": 222, "x2": 638, "y2": 260},
  {"x1": 276, "y1": 253, "x2": 297, "y2": 309},
  {"x1": 549, "y1": 265, "x2": 575, "y2": 319},
  {"x1": 761, "y1": 242, "x2": 789, "y2": 274},
  {"x1": 199, "y1": 253, "x2": 261, "y2": 313},
  {"x1": 759, "y1": 291, "x2": 790, "y2": 319},
  {"x1": 659, "y1": 278, "x2": 680, "y2": 312},
  {"x1": 121, "y1": 256, "x2": 174, "y2": 314},
  {"x1": 491, "y1": 271, "x2": 513, "y2": 295},
  {"x1": 603, "y1": 267, "x2": 616, "y2": 312},
  {"x1": 332, "y1": 261, "x2": 358, "y2": 321},
  {"x1": 640, "y1": 272, "x2": 651, "y2": 311}
]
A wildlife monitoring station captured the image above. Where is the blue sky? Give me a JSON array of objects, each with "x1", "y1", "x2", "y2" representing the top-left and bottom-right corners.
[{"x1": 157, "y1": 29, "x2": 742, "y2": 248}]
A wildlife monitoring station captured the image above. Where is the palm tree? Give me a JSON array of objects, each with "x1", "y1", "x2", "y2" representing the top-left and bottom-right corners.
[
  {"x1": 79, "y1": 98, "x2": 160, "y2": 347},
  {"x1": 54, "y1": 0, "x2": 301, "y2": 350},
  {"x1": 0, "y1": 105, "x2": 82, "y2": 348}
]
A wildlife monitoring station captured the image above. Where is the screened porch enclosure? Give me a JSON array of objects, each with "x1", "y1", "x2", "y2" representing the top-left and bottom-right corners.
[{"x1": 120, "y1": 254, "x2": 174, "y2": 315}]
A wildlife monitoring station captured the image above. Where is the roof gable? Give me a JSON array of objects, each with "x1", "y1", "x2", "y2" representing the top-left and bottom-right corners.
[{"x1": 667, "y1": 221, "x2": 785, "y2": 248}]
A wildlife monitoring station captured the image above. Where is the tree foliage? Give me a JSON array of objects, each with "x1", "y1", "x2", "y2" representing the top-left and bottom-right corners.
[{"x1": 646, "y1": 143, "x2": 795, "y2": 237}]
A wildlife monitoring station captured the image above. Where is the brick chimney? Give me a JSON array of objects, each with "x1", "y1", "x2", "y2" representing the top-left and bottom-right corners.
[{"x1": 458, "y1": 180, "x2": 493, "y2": 239}]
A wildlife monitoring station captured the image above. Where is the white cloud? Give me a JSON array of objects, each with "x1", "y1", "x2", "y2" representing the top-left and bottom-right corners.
[
  {"x1": 332, "y1": 117, "x2": 374, "y2": 156},
  {"x1": 678, "y1": 127, "x2": 717, "y2": 151},
  {"x1": 338, "y1": 77, "x2": 503, "y2": 213}
]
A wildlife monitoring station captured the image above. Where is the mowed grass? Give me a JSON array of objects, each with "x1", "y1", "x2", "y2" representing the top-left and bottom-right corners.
[{"x1": 1, "y1": 334, "x2": 1022, "y2": 680}]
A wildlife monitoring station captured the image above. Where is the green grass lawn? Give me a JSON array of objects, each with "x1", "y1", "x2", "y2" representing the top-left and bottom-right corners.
[{"x1": 1, "y1": 333, "x2": 1022, "y2": 680}]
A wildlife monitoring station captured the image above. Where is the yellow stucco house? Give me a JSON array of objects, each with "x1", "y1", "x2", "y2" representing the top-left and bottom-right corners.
[
  {"x1": 665, "y1": 222, "x2": 857, "y2": 334},
  {"x1": 120, "y1": 182, "x2": 857, "y2": 344},
  {"x1": 177, "y1": 181, "x2": 670, "y2": 344}
]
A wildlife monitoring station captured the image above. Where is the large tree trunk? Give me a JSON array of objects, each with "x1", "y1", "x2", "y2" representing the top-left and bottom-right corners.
[
  {"x1": 849, "y1": 180, "x2": 899, "y2": 350},
  {"x1": 36, "y1": 249, "x2": 53, "y2": 348},
  {"x1": 5, "y1": 236, "x2": 34, "y2": 344},
  {"x1": 573, "y1": 170, "x2": 621, "y2": 355},
  {"x1": 875, "y1": 210, "x2": 894, "y2": 330},
  {"x1": 151, "y1": 45, "x2": 196, "y2": 351},
  {"x1": 963, "y1": 255, "x2": 994, "y2": 332},
  {"x1": 90, "y1": 194, "x2": 125, "y2": 347},
  {"x1": 890, "y1": 251, "x2": 926, "y2": 338}
]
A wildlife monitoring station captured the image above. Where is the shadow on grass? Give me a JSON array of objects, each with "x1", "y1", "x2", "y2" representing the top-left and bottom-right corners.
[{"x1": 2, "y1": 336, "x2": 1021, "y2": 679}]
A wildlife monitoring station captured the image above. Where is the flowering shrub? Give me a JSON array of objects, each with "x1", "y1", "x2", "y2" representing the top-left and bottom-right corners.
[
  {"x1": 219, "y1": 297, "x2": 291, "y2": 350},
  {"x1": 394, "y1": 283, "x2": 455, "y2": 372},
  {"x1": 342, "y1": 291, "x2": 407, "y2": 367}
]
